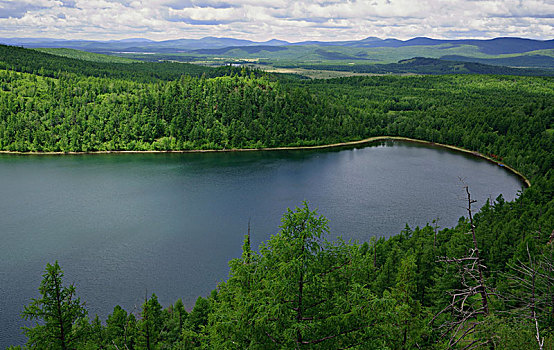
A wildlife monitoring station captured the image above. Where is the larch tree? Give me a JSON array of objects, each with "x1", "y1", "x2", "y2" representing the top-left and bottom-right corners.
[
  {"x1": 210, "y1": 202, "x2": 394, "y2": 349},
  {"x1": 21, "y1": 261, "x2": 88, "y2": 350},
  {"x1": 138, "y1": 293, "x2": 164, "y2": 350}
]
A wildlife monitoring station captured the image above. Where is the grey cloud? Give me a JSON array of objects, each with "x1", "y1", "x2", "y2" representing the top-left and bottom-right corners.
[
  {"x1": 165, "y1": 1, "x2": 238, "y2": 10},
  {"x1": 165, "y1": 1, "x2": 194, "y2": 10},
  {"x1": 288, "y1": 17, "x2": 337, "y2": 23},
  {"x1": 110, "y1": 0, "x2": 135, "y2": 6},
  {"x1": 168, "y1": 17, "x2": 236, "y2": 25},
  {"x1": 498, "y1": 13, "x2": 554, "y2": 19},
  {"x1": 193, "y1": 1, "x2": 238, "y2": 9},
  {"x1": 0, "y1": 0, "x2": 552, "y2": 41},
  {"x1": 0, "y1": 1, "x2": 47, "y2": 19},
  {"x1": 312, "y1": 24, "x2": 353, "y2": 29},
  {"x1": 61, "y1": 0, "x2": 77, "y2": 8}
]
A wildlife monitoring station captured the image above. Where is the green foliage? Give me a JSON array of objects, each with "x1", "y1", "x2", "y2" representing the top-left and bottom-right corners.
[
  {"x1": 106, "y1": 305, "x2": 137, "y2": 349},
  {"x1": 0, "y1": 66, "x2": 552, "y2": 186},
  {"x1": 0, "y1": 45, "x2": 254, "y2": 83},
  {"x1": 391, "y1": 254, "x2": 426, "y2": 349},
  {"x1": 138, "y1": 294, "x2": 164, "y2": 350},
  {"x1": 283, "y1": 57, "x2": 554, "y2": 76},
  {"x1": 140, "y1": 41, "x2": 554, "y2": 69},
  {"x1": 211, "y1": 203, "x2": 399, "y2": 349},
  {"x1": 21, "y1": 261, "x2": 88, "y2": 350},
  {"x1": 162, "y1": 299, "x2": 188, "y2": 345},
  {"x1": 8, "y1": 45, "x2": 554, "y2": 349},
  {"x1": 34, "y1": 48, "x2": 138, "y2": 63}
]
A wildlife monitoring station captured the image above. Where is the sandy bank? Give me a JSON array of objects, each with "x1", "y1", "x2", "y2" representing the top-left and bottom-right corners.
[{"x1": 0, "y1": 135, "x2": 531, "y2": 187}]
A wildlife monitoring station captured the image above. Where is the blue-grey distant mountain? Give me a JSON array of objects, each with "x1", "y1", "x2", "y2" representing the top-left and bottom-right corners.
[
  {"x1": 292, "y1": 37, "x2": 554, "y2": 54},
  {"x1": 290, "y1": 37, "x2": 402, "y2": 47},
  {"x1": 105, "y1": 38, "x2": 154, "y2": 43},
  {"x1": 194, "y1": 45, "x2": 288, "y2": 55},
  {"x1": 2, "y1": 36, "x2": 552, "y2": 54},
  {"x1": 0, "y1": 36, "x2": 291, "y2": 51},
  {"x1": 441, "y1": 54, "x2": 554, "y2": 69},
  {"x1": 2, "y1": 36, "x2": 552, "y2": 69},
  {"x1": 403, "y1": 37, "x2": 554, "y2": 55}
]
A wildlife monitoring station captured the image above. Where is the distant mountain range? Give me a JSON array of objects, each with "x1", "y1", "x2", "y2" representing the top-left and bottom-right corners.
[
  {"x1": 2, "y1": 36, "x2": 553, "y2": 71},
  {"x1": 299, "y1": 37, "x2": 554, "y2": 55},
  {"x1": 1, "y1": 36, "x2": 552, "y2": 55},
  {"x1": 0, "y1": 36, "x2": 288, "y2": 51}
]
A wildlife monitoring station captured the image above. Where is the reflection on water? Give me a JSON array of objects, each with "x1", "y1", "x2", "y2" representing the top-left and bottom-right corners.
[{"x1": 0, "y1": 141, "x2": 524, "y2": 347}]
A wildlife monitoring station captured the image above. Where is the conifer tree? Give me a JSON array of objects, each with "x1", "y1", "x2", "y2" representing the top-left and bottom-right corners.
[
  {"x1": 21, "y1": 261, "x2": 87, "y2": 350},
  {"x1": 138, "y1": 293, "x2": 164, "y2": 350},
  {"x1": 210, "y1": 202, "x2": 393, "y2": 349}
]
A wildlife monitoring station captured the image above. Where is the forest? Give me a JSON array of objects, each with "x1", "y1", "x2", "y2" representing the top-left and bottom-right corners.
[
  {"x1": 0, "y1": 45, "x2": 256, "y2": 82},
  {"x1": 2, "y1": 45, "x2": 553, "y2": 349},
  {"x1": 280, "y1": 57, "x2": 554, "y2": 76}
]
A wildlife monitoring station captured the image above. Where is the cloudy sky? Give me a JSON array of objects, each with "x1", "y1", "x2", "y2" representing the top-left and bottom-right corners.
[{"x1": 0, "y1": 0, "x2": 552, "y2": 42}]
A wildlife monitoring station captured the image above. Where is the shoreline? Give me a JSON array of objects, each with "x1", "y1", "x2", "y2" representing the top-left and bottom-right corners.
[{"x1": 0, "y1": 135, "x2": 531, "y2": 187}]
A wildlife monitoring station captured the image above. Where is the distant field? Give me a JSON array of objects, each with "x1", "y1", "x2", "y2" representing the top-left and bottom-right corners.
[
  {"x1": 257, "y1": 66, "x2": 398, "y2": 79},
  {"x1": 111, "y1": 45, "x2": 554, "y2": 72},
  {"x1": 19, "y1": 46, "x2": 552, "y2": 79},
  {"x1": 34, "y1": 48, "x2": 138, "y2": 63}
]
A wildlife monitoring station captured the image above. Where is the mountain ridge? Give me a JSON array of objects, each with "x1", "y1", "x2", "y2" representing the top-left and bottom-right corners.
[{"x1": 2, "y1": 36, "x2": 552, "y2": 54}]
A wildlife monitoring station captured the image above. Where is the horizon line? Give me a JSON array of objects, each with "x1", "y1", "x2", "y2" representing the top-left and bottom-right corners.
[{"x1": 1, "y1": 35, "x2": 553, "y2": 44}]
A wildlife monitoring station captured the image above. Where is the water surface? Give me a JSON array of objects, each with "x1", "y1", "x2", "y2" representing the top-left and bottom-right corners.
[{"x1": 0, "y1": 141, "x2": 524, "y2": 347}]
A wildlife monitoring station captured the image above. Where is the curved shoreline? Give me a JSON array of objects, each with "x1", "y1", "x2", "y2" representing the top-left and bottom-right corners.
[{"x1": 0, "y1": 135, "x2": 531, "y2": 187}]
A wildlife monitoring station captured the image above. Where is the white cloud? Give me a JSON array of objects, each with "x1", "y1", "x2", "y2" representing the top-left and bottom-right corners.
[{"x1": 0, "y1": 0, "x2": 551, "y2": 40}]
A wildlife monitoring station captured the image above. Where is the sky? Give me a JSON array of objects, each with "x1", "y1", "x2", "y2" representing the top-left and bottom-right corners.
[{"x1": 0, "y1": 0, "x2": 552, "y2": 42}]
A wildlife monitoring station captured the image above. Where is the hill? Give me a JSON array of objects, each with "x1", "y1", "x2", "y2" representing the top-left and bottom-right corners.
[
  {"x1": 287, "y1": 57, "x2": 554, "y2": 76},
  {"x1": 1, "y1": 48, "x2": 553, "y2": 349},
  {"x1": 4, "y1": 36, "x2": 553, "y2": 54},
  {"x1": 3, "y1": 36, "x2": 553, "y2": 69},
  {"x1": 0, "y1": 44, "x2": 254, "y2": 82},
  {"x1": 440, "y1": 53, "x2": 554, "y2": 68},
  {"x1": 0, "y1": 36, "x2": 289, "y2": 51},
  {"x1": 33, "y1": 48, "x2": 138, "y2": 63}
]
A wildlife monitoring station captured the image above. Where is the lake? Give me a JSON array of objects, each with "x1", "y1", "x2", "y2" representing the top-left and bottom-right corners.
[{"x1": 0, "y1": 140, "x2": 525, "y2": 347}]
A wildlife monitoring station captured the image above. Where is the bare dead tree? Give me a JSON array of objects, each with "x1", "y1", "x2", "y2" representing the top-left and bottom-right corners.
[
  {"x1": 464, "y1": 185, "x2": 489, "y2": 316},
  {"x1": 500, "y1": 244, "x2": 554, "y2": 350},
  {"x1": 502, "y1": 244, "x2": 545, "y2": 350},
  {"x1": 433, "y1": 217, "x2": 440, "y2": 250},
  {"x1": 539, "y1": 252, "x2": 554, "y2": 328},
  {"x1": 432, "y1": 185, "x2": 492, "y2": 349}
]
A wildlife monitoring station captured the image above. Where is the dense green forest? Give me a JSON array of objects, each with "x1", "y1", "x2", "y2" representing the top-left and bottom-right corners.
[
  {"x1": 33, "y1": 48, "x2": 139, "y2": 64},
  {"x1": 2, "y1": 45, "x2": 554, "y2": 349},
  {"x1": 278, "y1": 57, "x2": 554, "y2": 76},
  {"x1": 0, "y1": 45, "x2": 257, "y2": 82}
]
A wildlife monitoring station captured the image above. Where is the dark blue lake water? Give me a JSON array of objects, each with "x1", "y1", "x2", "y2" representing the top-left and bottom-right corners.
[{"x1": 0, "y1": 141, "x2": 525, "y2": 347}]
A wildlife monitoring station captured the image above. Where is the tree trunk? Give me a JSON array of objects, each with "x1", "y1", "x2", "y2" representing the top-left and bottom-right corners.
[
  {"x1": 466, "y1": 186, "x2": 489, "y2": 315},
  {"x1": 53, "y1": 273, "x2": 67, "y2": 350}
]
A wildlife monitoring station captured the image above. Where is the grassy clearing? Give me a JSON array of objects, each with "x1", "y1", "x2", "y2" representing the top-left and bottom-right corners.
[{"x1": 256, "y1": 66, "x2": 392, "y2": 79}]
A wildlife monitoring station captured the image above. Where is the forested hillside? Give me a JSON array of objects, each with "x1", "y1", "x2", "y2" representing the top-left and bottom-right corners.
[
  {"x1": 3, "y1": 45, "x2": 554, "y2": 349},
  {"x1": 0, "y1": 45, "x2": 251, "y2": 82},
  {"x1": 285, "y1": 57, "x2": 554, "y2": 76},
  {"x1": 33, "y1": 48, "x2": 138, "y2": 63}
]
